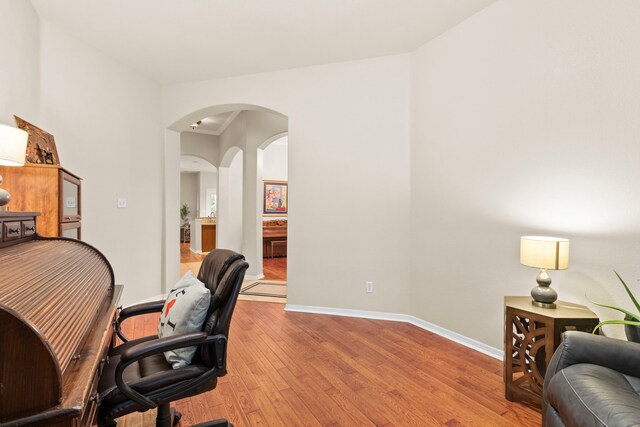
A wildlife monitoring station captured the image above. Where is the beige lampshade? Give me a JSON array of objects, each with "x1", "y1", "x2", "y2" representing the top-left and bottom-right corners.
[
  {"x1": 0, "y1": 124, "x2": 28, "y2": 166},
  {"x1": 520, "y1": 236, "x2": 569, "y2": 270}
]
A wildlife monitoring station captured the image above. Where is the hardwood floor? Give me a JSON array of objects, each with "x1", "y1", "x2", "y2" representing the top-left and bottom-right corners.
[
  {"x1": 262, "y1": 256, "x2": 286, "y2": 281},
  {"x1": 181, "y1": 243, "x2": 287, "y2": 281},
  {"x1": 180, "y1": 243, "x2": 206, "y2": 263},
  {"x1": 118, "y1": 301, "x2": 540, "y2": 426}
]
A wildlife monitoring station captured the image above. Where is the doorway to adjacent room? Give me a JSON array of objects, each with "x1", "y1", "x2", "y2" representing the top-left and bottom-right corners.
[{"x1": 171, "y1": 105, "x2": 289, "y2": 304}]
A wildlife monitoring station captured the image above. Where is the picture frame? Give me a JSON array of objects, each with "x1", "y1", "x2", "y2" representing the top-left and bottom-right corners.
[
  {"x1": 263, "y1": 180, "x2": 288, "y2": 216},
  {"x1": 14, "y1": 115, "x2": 60, "y2": 165}
]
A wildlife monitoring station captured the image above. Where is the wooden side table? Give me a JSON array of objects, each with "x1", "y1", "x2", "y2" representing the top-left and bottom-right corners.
[{"x1": 504, "y1": 296, "x2": 599, "y2": 406}]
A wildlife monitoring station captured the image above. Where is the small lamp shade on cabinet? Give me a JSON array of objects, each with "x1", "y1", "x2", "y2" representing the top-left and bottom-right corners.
[
  {"x1": 0, "y1": 124, "x2": 28, "y2": 209},
  {"x1": 520, "y1": 236, "x2": 570, "y2": 308}
]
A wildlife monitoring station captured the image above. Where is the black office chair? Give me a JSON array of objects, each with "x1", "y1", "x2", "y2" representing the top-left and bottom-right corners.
[{"x1": 97, "y1": 249, "x2": 248, "y2": 427}]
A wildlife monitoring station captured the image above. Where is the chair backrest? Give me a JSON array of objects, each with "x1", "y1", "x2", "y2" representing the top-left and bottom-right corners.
[
  {"x1": 197, "y1": 248, "x2": 245, "y2": 294},
  {"x1": 196, "y1": 250, "x2": 248, "y2": 369}
]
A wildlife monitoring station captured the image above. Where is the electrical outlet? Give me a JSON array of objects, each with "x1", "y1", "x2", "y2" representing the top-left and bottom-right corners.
[
  {"x1": 366, "y1": 281, "x2": 374, "y2": 293},
  {"x1": 117, "y1": 197, "x2": 127, "y2": 208}
]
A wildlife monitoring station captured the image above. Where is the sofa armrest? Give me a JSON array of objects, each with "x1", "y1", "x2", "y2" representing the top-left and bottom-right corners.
[{"x1": 544, "y1": 331, "x2": 640, "y2": 391}]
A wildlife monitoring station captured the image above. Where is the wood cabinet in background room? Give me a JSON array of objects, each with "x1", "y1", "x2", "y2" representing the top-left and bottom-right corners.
[{"x1": 0, "y1": 164, "x2": 82, "y2": 239}]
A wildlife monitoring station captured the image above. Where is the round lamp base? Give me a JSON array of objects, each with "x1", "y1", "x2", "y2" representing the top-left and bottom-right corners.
[
  {"x1": 0, "y1": 187, "x2": 10, "y2": 208},
  {"x1": 531, "y1": 300, "x2": 557, "y2": 309}
]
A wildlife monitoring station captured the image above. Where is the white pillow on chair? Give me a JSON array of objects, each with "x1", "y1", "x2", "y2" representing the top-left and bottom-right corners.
[{"x1": 158, "y1": 271, "x2": 211, "y2": 368}]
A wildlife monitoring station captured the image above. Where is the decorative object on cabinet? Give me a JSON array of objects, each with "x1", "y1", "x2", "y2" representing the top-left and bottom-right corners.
[
  {"x1": 14, "y1": 115, "x2": 60, "y2": 165},
  {"x1": 0, "y1": 123, "x2": 29, "y2": 210},
  {"x1": 0, "y1": 164, "x2": 82, "y2": 238},
  {"x1": 520, "y1": 236, "x2": 570, "y2": 308},
  {"x1": 504, "y1": 296, "x2": 598, "y2": 407},
  {"x1": 263, "y1": 180, "x2": 288, "y2": 216}
]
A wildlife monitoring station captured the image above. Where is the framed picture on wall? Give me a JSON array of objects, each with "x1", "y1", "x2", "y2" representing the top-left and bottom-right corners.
[{"x1": 263, "y1": 180, "x2": 288, "y2": 216}]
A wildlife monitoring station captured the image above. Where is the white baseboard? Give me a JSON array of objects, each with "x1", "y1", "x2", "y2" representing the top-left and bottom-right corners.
[
  {"x1": 284, "y1": 304, "x2": 502, "y2": 360},
  {"x1": 245, "y1": 273, "x2": 265, "y2": 281}
]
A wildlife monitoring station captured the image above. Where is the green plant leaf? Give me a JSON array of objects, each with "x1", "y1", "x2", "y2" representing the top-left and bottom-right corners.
[
  {"x1": 587, "y1": 297, "x2": 640, "y2": 322},
  {"x1": 592, "y1": 319, "x2": 640, "y2": 334},
  {"x1": 615, "y1": 270, "x2": 640, "y2": 314}
]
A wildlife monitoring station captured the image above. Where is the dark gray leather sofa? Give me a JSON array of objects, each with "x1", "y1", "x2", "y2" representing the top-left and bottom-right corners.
[{"x1": 543, "y1": 331, "x2": 640, "y2": 426}]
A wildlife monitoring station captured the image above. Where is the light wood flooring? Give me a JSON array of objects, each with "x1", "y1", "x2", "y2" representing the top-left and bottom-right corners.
[
  {"x1": 262, "y1": 256, "x2": 287, "y2": 281},
  {"x1": 118, "y1": 301, "x2": 540, "y2": 426},
  {"x1": 180, "y1": 243, "x2": 287, "y2": 281}
]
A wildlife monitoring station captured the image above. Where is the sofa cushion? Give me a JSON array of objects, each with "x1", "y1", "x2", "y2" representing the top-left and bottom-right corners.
[
  {"x1": 158, "y1": 271, "x2": 210, "y2": 368},
  {"x1": 546, "y1": 363, "x2": 640, "y2": 427}
]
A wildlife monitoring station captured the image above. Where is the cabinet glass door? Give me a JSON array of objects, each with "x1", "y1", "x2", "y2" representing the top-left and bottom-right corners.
[{"x1": 60, "y1": 170, "x2": 81, "y2": 222}]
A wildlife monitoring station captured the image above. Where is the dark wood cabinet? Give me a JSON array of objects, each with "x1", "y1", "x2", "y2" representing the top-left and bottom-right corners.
[
  {"x1": 0, "y1": 164, "x2": 81, "y2": 238},
  {"x1": 504, "y1": 296, "x2": 599, "y2": 407},
  {"x1": 202, "y1": 223, "x2": 216, "y2": 252}
]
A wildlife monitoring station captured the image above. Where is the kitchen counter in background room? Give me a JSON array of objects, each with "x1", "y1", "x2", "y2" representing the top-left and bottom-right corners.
[{"x1": 189, "y1": 218, "x2": 216, "y2": 253}]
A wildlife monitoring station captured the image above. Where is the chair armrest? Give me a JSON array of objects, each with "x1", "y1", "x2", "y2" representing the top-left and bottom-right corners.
[
  {"x1": 544, "y1": 331, "x2": 640, "y2": 391},
  {"x1": 115, "y1": 300, "x2": 165, "y2": 342},
  {"x1": 115, "y1": 333, "x2": 227, "y2": 409},
  {"x1": 120, "y1": 332, "x2": 208, "y2": 363}
]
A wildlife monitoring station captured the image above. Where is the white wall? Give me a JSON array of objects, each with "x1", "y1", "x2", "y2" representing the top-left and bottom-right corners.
[
  {"x1": 212, "y1": 110, "x2": 287, "y2": 276},
  {"x1": 164, "y1": 55, "x2": 412, "y2": 314},
  {"x1": 410, "y1": 0, "x2": 640, "y2": 348},
  {"x1": 225, "y1": 152, "x2": 243, "y2": 252},
  {"x1": 262, "y1": 138, "x2": 288, "y2": 222},
  {"x1": 181, "y1": 131, "x2": 219, "y2": 166},
  {"x1": 263, "y1": 138, "x2": 288, "y2": 182},
  {"x1": 38, "y1": 21, "x2": 163, "y2": 306},
  {"x1": 10, "y1": 0, "x2": 634, "y2": 354},
  {"x1": 243, "y1": 110, "x2": 288, "y2": 277},
  {"x1": 0, "y1": 0, "x2": 40, "y2": 125},
  {"x1": 199, "y1": 171, "x2": 216, "y2": 217},
  {"x1": 180, "y1": 172, "x2": 198, "y2": 218}
]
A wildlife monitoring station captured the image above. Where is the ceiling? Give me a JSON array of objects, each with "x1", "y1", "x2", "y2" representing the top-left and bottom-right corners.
[
  {"x1": 180, "y1": 155, "x2": 216, "y2": 173},
  {"x1": 189, "y1": 111, "x2": 240, "y2": 136},
  {"x1": 30, "y1": 0, "x2": 496, "y2": 85}
]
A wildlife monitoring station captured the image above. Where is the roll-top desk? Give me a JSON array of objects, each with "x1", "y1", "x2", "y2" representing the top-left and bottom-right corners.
[{"x1": 0, "y1": 212, "x2": 122, "y2": 426}]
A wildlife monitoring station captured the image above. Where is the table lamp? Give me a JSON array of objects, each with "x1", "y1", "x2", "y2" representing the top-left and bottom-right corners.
[
  {"x1": 0, "y1": 123, "x2": 29, "y2": 210},
  {"x1": 520, "y1": 236, "x2": 570, "y2": 309}
]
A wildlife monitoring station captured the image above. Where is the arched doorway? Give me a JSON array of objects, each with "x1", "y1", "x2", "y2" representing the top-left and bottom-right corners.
[
  {"x1": 259, "y1": 133, "x2": 288, "y2": 283},
  {"x1": 164, "y1": 104, "x2": 289, "y2": 300},
  {"x1": 178, "y1": 154, "x2": 218, "y2": 275}
]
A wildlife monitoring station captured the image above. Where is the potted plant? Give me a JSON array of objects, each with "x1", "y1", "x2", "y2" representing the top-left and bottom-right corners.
[
  {"x1": 180, "y1": 203, "x2": 190, "y2": 226},
  {"x1": 592, "y1": 271, "x2": 640, "y2": 342}
]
